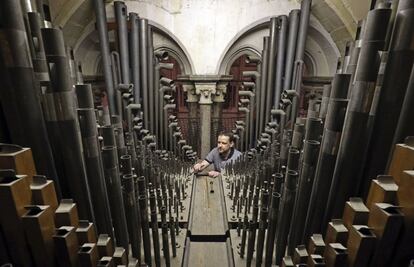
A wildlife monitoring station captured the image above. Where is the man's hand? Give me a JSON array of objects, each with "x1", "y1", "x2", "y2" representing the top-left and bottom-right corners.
[
  {"x1": 193, "y1": 162, "x2": 203, "y2": 173},
  {"x1": 208, "y1": 171, "x2": 220, "y2": 178}
]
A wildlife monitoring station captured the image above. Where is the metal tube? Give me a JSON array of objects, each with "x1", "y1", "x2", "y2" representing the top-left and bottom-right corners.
[
  {"x1": 256, "y1": 191, "x2": 269, "y2": 267},
  {"x1": 295, "y1": 0, "x2": 312, "y2": 63},
  {"x1": 0, "y1": 0, "x2": 61, "y2": 197},
  {"x1": 147, "y1": 26, "x2": 155, "y2": 134},
  {"x1": 246, "y1": 220, "x2": 256, "y2": 267},
  {"x1": 259, "y1": 37, "x2": 270, "y2": 135},
  {"x1": 273, "y1": 15, "x2": 288, "y2": 108},
  {"x1": 283, "y1": 9, "x2": 300, "y2": 91},
  {"x1": 111, "y1": 51, "x2": 123, "y2": 117},
  {"x1": 239, "y1": 214, "x2": 249, "y2": 258},
  {"x1": 318, "y1": 84, "x2": 332, "y2": 120},
  {"x1": 274, "y1": 170, "x2": 299, "y2": 265},
  {"x1": 287, "y1": 140, "x2": 320, "y2": 254},
  {"x1": 122, "y1": 173, "x2": 141, "y2": 258},
  {"x1": 114, "y1": 1, "x2": 130, "y2": 84},
  {"x1": 138, "y1": 182, "x2": 152, "y2": 265},
  {"x1": 304, "y1": 117, "x2": 323, "y2": 142},
  {"x1": 42, "y1": 27, "x2": 95, "y2": 220},
  {"x1": 264, "y1": 192, "x2": 281, "y2": 267},
  {"x1": 303, "y1": 74, "x2": 351, "y2": 240},
  {"x1": 77, "y1": 103, "x2": 114, "y2": 239},
  {"x1": 390, "y1": 63, "x2": 414, "y2": 154},
  {"x1": 139, "y1": 18, "x2": 149, "y2": 129},
  {"x1": 101, "y1": 145, "x2": 129, "y2": 252},
  {"x1": 27, "y1": 12, "x2": 50, "y2": 85},
  {"x1": 150, "y1": 193, "x2": 161, "y2": 267},
  {"x1": 92, "y1": 0, "x2": 116, "y2": 115},
  {"x1": 361, "y1": 0, "x2": 414, "y2": 195},
  {"x1": 130, "y1": 12, "x2": 141, "y2": 105},
  {"x1": 324, "y1": 6, "x2": 391, "y2": 223},
  {"x1": 345, "y1": 20, "x2": 365, "y2": 97},
  {"x1": 266, "y1": 17, "x2": 278, "y2": 121},
  {"x1": 291, "y1": 123, "x2": 305, "y2": 150}
]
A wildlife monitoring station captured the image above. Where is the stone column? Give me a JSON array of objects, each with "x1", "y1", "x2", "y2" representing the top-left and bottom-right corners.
[
  {"x1": 212, "y1": 82, "x2": 227, "y2": 147},
  {"x1": 182, "y1": 83, "x2": 198, "y2": 151},
  {"x1": 195, "y1": 83, "x2": 216, "y2": 158}
]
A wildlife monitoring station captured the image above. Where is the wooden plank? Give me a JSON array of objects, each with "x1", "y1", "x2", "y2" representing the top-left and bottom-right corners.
[
  {"x1": 183, "y1": 238, "x2": 234, "y2": 267},
  {"x1": 188, "y1": 175, "x2": 227, "y2": 237}
]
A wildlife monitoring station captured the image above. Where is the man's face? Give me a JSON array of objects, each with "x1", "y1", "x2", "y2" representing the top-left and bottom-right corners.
[{"x1": 217, "y1": 135, "x2": 233, "y2": 154}]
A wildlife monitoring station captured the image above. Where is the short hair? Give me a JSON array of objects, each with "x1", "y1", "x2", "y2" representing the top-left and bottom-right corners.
[{"x1": 218, "y1": 131, "x2": 235, "y2": 143}]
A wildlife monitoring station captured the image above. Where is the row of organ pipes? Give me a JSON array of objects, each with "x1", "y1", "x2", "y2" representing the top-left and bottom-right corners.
[{"x1": 0, "y1": 0, "x2": 413, "y2": 266}]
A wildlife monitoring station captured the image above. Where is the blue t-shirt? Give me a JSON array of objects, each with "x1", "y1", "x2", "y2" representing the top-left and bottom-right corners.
[{"x1": 205, "y1": 147, "x2": 242, "y2": 171}]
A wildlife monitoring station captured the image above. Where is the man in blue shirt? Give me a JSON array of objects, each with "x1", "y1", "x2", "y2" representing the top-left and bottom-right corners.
[{"x1": 193, "y1": 132, "x2": 242, "y2": 177}]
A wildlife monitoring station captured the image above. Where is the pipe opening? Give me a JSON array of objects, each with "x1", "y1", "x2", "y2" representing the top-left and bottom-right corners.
[
  {"x1": 358, "y1": 227, "x2": 373, "y2": 236},
  {"x1": 56, "y1": 228, "x2": 69, "y2": 236},
  {"x1": 384, "y1": 206, "x2": 399, "y2": 214},
  {"x1": 80, "y1": 246, "x2": 93, "y2": 253},
  {"x1": 0, "y1": 176, "x2": 18, "y2": 184},
  {"x1": 26, "y1": 206, "x2": 42, "y2": 216}
]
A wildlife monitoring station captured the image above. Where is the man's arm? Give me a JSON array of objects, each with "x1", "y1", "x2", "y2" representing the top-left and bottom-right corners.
[{"x1": 193, "y1": 160, "x2": 210, "y2": 173}]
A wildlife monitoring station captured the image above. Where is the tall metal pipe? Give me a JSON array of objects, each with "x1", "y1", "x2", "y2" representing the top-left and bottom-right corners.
[
  {"x1": 361, "y1": 0, "x2": 414, "y2": 195},
  {"x1": 147, "y1": 26, "x2": 155, "y2": 134},
  {"x1": 318, "y1": 84, "x2": 332, "y2": 120},
  {"x1": 324, "y1": 6, "x2": 391, "y2": 222},
  {"x1": 345, "y1": 20, "x2": 365, "y2": 97},
  {"x1": 130, "y1": 12, "x2": 141, "y2": 105},
  {"x1": 303, "y1": 74, "x2": 350, "y2": 240},
  {"x1": 41, "y1": 27, "x2": 95, "y2": 221},
  {"x1": 390, "y1": 63, "x2": 414, "y2": 153},
  {"x1": 76, "y1": 85, "x2": 114, "y2": 239},
  {"x1": 27, "y1": 12, "x2": 50, "y2": 85},
  {"x1": 266, "y1": 17, "x2": 278, "y2": 121},
  {"x1": 259, "y1": 37, "x2": 270, "y2": 135},
  {"x1": 295, "y1": 0, "x2": 312, "y2": 63},
  {"x1": 273, "y1": 15, "x2": 288, "y2": 108},
  {"x1": 287, "y1": 140, "x2": 320, "y2": 254},
  {"x1": 114, "y1": 1, "x2": 130, "y2": 84},
  {"x1": 274, "y1": 170, "x2": 299, "y2": 265},
  {"x1": 92, "y1": 0, "x2": 116, "y2": 116},
  {"x1": 264, "y1": 191, "x2": 281, "y2": 267},
  {"x1": 0, "y1": 0, "x2": 61, "y2": 197},
  {"x1": 122, "y1": 173, "x2": 141, "y2": 258},
  {"x1": 101, "y1": 144, "x2": 129, "y2": 252},
  {"x1": 149, "y1": 193, "x2": 161, "y2": 267},
  {"x1": 283, "y1": 9, "x2": 300, "y2": 91},
  {"x1": 139, "y1": 18, "x2": 149, "y2": 129}
]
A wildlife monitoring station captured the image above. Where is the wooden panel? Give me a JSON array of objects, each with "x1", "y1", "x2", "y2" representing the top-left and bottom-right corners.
[
  {"x1": 30, "y1": 175, "x2": 59, "y2": 211},
  {"x1": 0, "y1": 174, "x2": 33, "y2": 266},
  {"x1": 342, "y1": 198, "x2": 369, "y2": 230},
  {"x1": 182, "y1": 237, "x2": 234, "y2": 267},
  {"x1": 0, "y1": 145, "x2": 36, "y2": 183},
  {"x1": 188, "y1": 175, "x2": 227, "y2": 237},
  {"x1": 388, "y1": 143, "x2": 414, "y2": 185},
  {"x1": 22, "y1": 205, "x2": 55, "y2": 267},
  {"x1": 365, "y1": 175, "x2": 398, "y2": 210},
  {"x1": 392, "y1": 170, "x2": 414, "y2": 266}
]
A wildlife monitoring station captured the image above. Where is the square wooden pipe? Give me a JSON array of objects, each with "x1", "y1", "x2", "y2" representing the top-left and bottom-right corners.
[{"x1": 55, "y1": 199, "x2": 79, "y2": 227}]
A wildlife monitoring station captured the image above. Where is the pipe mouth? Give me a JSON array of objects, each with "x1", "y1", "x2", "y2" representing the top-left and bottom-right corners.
[
  {"x1": 384, "y1": 206, "x2": 399, "y2": 214},
  {"x1": 0, "y1": 143, "x2": 22, "y2": 153},
  {"x1": 306, "y1": 140, "x2": 321, "y2": 145},
  {"x1": 80, "y1": 245, "x2": 93, "y2": 253},
  {"x1": 358, "y1": 227, "x2": 373, "y2": 236},
  {"x1": 0, "y1": 176, "x2": 18, "y2": 184},
  {"x1": 334, "y1": 247, "x2": 347, "y2": 253},
  {"x1": 56, "y1": 228, "x2": 69, "y2": 236},
  {"x1": 26, "y1": 206, "x2": 42, "y2": 216}
]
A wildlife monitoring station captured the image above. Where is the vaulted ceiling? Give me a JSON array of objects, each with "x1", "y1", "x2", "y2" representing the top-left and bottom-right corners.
[{"x1": 49, "y1": 0, "x2": 370, "y2": 59}]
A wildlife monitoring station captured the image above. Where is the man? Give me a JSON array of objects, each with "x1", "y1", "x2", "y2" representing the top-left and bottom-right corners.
[{"x1": 193, "y1": 132, "x2": 242, "y2": 177}]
